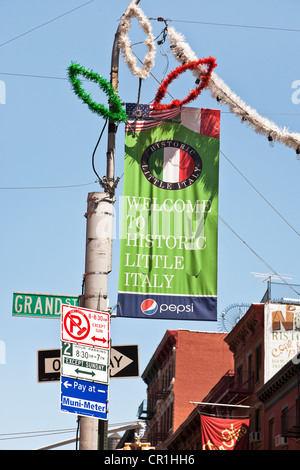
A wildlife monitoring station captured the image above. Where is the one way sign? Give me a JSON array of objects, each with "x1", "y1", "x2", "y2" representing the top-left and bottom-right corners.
[{"x1": 110, "y1": 345, "x2": 139, "y2": 378}]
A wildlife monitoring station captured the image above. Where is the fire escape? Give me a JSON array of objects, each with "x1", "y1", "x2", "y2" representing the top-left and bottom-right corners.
[
  {"x1": 203, "y1": 369, "x2": 254, "y2": 409},
  {"x1": 282, "y1": 403, "x2": 300, "y2": 438},
  {"x1": 281, "y1": 365, "x2": 300, "y2": 439},
  {"x1": 137, "y1": 381, "x2": 174, "y2": 447}
]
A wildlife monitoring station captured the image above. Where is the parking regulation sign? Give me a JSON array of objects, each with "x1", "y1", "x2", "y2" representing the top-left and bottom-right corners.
[
  {"x1": 61, "y1": 341, "x2": 109, "y2": 384},
  {"x1": 60, "y1": 376, "x2": 108, "y2": 420},
  {"x1": 61, "y1": 305, "x2": 110, "y2": 349}
]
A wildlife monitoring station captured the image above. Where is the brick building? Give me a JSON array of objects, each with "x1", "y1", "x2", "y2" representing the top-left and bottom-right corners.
[
  {"x1": 223, "y1": 303, "x2": 265, "y2": 448},
  {"x1": 256, "y1": 358, "x2": 300, "y2": 450},
  {"x1": 138, "y1": 329, "x2": 234, "y2": 449},
  {"x1": 223, "y1": 301, "x2": 300, "y2": 449},
  {"x1": 162, "y1": 301, "x2": 300, "y2": 450},
  {"x1": 164, "y1": 305, "x2": 265, "y2": 449}
]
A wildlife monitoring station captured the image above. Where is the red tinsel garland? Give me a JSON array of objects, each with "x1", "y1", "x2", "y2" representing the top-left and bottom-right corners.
[{"x1": 152, "y1": 57, "x2": 217, "y2": 110}]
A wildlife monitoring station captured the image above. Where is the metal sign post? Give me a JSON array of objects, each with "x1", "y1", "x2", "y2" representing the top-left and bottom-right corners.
[
  {"x1": 78, "y1": 193, "x2": 114, "y2": 450},
  {"x1": 78, "y1": 0, "x2": 141, "y2": 450},
  {"x1": 60, "y1": 304, "x2": 111, "y2": 449}
]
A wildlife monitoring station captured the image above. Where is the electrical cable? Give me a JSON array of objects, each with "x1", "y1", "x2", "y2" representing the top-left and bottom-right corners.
[
  {"x1": 220, "y1": 150, "x2": 300, "y2": 237},
  {"x1": 167, "y1": 25, "x2": 300, "y2": 153},
  {"x1": 0, "y1": 0, "x2": 95, "y2": 48},
  {"x1": 0, "y1": 428, "x2": 76, "y2": 441},
  {"x1": 76, "y1": 417, "x2": 80, "y2": 451},
  {"x1": 132, "y1": 50, "x2": 299, "y2": 238},
  {"x1": 92, "y1": 119, "x2": 108, "y2": 183},
  {"x1": 0, "y1": 421, "x2": 141, "y2": 442},
  {"x1": 131, "y1": 49, "x2": 175, "y2": 100},
  {"x1": 0, "y1": 72, "x2": 68, "y2": 81},
  {"x1": 0, "y1": 181, "x2": 97, "y2": 190},
  {"x1": 1, "y1": 70, "x2": 300, "y2": 120},
  {"x1": 154, "y1": 18, "x2": 300, "y2": 34},
  {"x1": 219, "y1": 215, "x2": 300, "y2": 297},
  {"x1": 125, "y1": 50, "x2": 300, "y2": 299}
]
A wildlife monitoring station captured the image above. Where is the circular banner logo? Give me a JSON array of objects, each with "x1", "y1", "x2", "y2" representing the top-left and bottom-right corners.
[
  {"x1": 141, "y1": 299, "x2": 158, "y2": 315},
  {"x1": 141, "y1": 140, "x2": 202, "y2": 190}
]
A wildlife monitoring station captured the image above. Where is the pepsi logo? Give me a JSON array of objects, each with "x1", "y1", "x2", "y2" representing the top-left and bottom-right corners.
[{"x1": 141, "y1": 299, "x2": 158, "y2": 316}]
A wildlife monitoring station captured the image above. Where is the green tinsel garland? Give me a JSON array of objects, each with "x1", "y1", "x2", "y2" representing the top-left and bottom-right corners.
[{"x1": 67, "y1": 62, "x2": 128, "y2": 123}]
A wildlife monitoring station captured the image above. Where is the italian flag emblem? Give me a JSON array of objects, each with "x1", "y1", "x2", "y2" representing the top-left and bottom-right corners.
[
  {"x1": 141, "y1": 140, "x2": 202, "y2": 191},
  {"x1": 149, "y1": 146, "x2": 195, "y2": 183}
]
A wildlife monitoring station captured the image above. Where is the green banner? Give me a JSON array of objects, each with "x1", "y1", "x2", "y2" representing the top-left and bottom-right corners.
[
  {"x1": 12, "y1": 292, "x2": 79, "y2": 318},
  {"x1": 117, "y1": 105, "x2": 220, "y2": 321}
]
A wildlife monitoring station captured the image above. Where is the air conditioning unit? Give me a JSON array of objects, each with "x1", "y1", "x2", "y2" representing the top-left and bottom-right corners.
[
  {"x1": 275, "y1": 435, "x2": 288, "y2": 447},
  {"x1": 249, "y1": 432, "x2": 261, "y2": 442}
]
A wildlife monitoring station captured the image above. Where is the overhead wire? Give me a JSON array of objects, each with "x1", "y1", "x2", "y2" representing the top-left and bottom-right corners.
[
  {"x1": 0, "y1": 428, "x2": 76, "y2": 441},
  {"x1": 0, "y1": 421, "x2": 141, "y2": 442},
  {"x1": 219, "y1": 149, "x2": 300, "y2": 297},
  {"x1": 130, "y1": 45, "x2": 300, "y2": 298},
  {"x1": 0, "y1": 0, "x2": 95, "y2": 48},
  {"x1": 1, "y1": 70, "x2": 300, "y2": 121},
  {"x1": 130, "y1": 30, "x2": 300, "y2": 304},
  {"x1": 1, "y1": 2, "x2": 299, "y2": 444},
  {"x1": 0, "y1": 6, "x2": 297, "y2": 52},
  {"x1": 0, "y1": 7, "x2": 298, "y2": 296},
  {"x1": 0, "y1": 181, "x2": 98, "y2": 190},
  {"x1": 220, "y1": 150, "x2": 300, "y2": 237},
  {"x1": 219, "y1": 215, "x2": 300, "y2": 297},
  {"x1": 0, "y1": 72, "x2": 68, "y2": 81},
  {"x1": 92, "y1": 119, "x2": 108, "y2": 182},
  {"x1": 154, "y1": 18, "x2": 300, "y2": 34},
  {"x1": 131, "y1": 49, "x2": 300, "y2": 240}
]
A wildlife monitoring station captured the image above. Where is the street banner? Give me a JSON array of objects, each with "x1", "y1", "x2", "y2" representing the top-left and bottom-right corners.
[
  {"x1": 117, "y1": 104, "x2": 220, "y2": 321},
  {"x1": 200, "y1": 415, "x2": 249, "y2": 450}
]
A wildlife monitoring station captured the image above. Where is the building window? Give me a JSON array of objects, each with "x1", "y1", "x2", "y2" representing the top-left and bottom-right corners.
[
  {"x1": 281, "y1": 406, "x2": 289, "y2": 435},
  {"x1": 269, "y1": 419, "x2": 274, "y2": 450},
  {"x1": 255, "y1": 408, "x2": 261, "y2": 433},
  {"x1": 255, "y1": 345, "x2": 262, "y2": 383},
  {"x1": 247, "y1": 354, "x2": 252, "y2": 389},
  {"x1": 170, "y1": 403, "x2": 174, "y2": 429},
  {"x1": 237, "y1": 364, "x2": 243, "y2": 387}
]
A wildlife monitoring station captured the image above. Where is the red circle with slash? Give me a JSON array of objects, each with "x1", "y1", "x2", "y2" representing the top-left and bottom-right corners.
[{"x1": 63, "y1": 308, "x2": 91, "y2": 341}]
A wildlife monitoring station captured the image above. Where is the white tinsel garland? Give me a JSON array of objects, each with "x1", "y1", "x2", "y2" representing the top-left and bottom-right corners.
[
  {"x1": 118, "y1": 2, "x2": 156, "y2": 80},
  {"x1": 167, "y1": 26, "x2": 300, "y2": 153}
]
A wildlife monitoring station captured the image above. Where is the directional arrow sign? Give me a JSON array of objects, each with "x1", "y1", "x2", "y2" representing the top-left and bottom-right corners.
[
  {"x1": 61, "y1": 305, "x2": 109, "y2": 349},
  {"x1": 61, "y1": 341, "x2": 109, "y2": 384},
  {"x1": 37, "y1": 349, "x2": 61, "y2": 382},
  {"x1": 110, "y1": 345, "x2": 139, "y2": 378},
  {"x1": 60, "y1": 376, "x2": 108, "y2": 420}
]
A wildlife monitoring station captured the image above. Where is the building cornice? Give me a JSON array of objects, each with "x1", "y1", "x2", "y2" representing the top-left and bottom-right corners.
[
  {"x1": 256, "y1": 359, "x2": 299, "y2": 402},
  {"x1": 224, "y1": 304, "x2": 264, "y2": 353}
]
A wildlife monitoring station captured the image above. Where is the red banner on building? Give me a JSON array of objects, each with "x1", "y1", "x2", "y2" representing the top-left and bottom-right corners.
[{"x1": 200, "y1": 415, "x2": 249, "y2": 450}]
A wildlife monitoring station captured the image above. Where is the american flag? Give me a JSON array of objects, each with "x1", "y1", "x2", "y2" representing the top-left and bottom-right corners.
[{"x1": 125, "y1": 103, "x2": 181, "y2": 133}]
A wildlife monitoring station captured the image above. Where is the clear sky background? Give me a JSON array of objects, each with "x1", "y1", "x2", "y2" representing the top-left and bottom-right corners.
[{"x1": 0, "y1": 0, "x2": 299, "y2": 450}]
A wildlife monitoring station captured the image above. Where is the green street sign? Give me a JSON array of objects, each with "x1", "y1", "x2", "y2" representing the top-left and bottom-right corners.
[{"x1": 12, "y1": 292, "x2": 79, "y2": 318}]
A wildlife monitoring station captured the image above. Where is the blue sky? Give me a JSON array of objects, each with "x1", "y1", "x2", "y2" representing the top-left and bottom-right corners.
[{"x1": 0, "y1": 0, "x2": 299, "y2": 449}]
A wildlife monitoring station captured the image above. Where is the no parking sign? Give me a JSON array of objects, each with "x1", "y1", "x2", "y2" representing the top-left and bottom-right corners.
[{"x1": 61, "y1": 305, "x2": 110, "y2": 349}]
